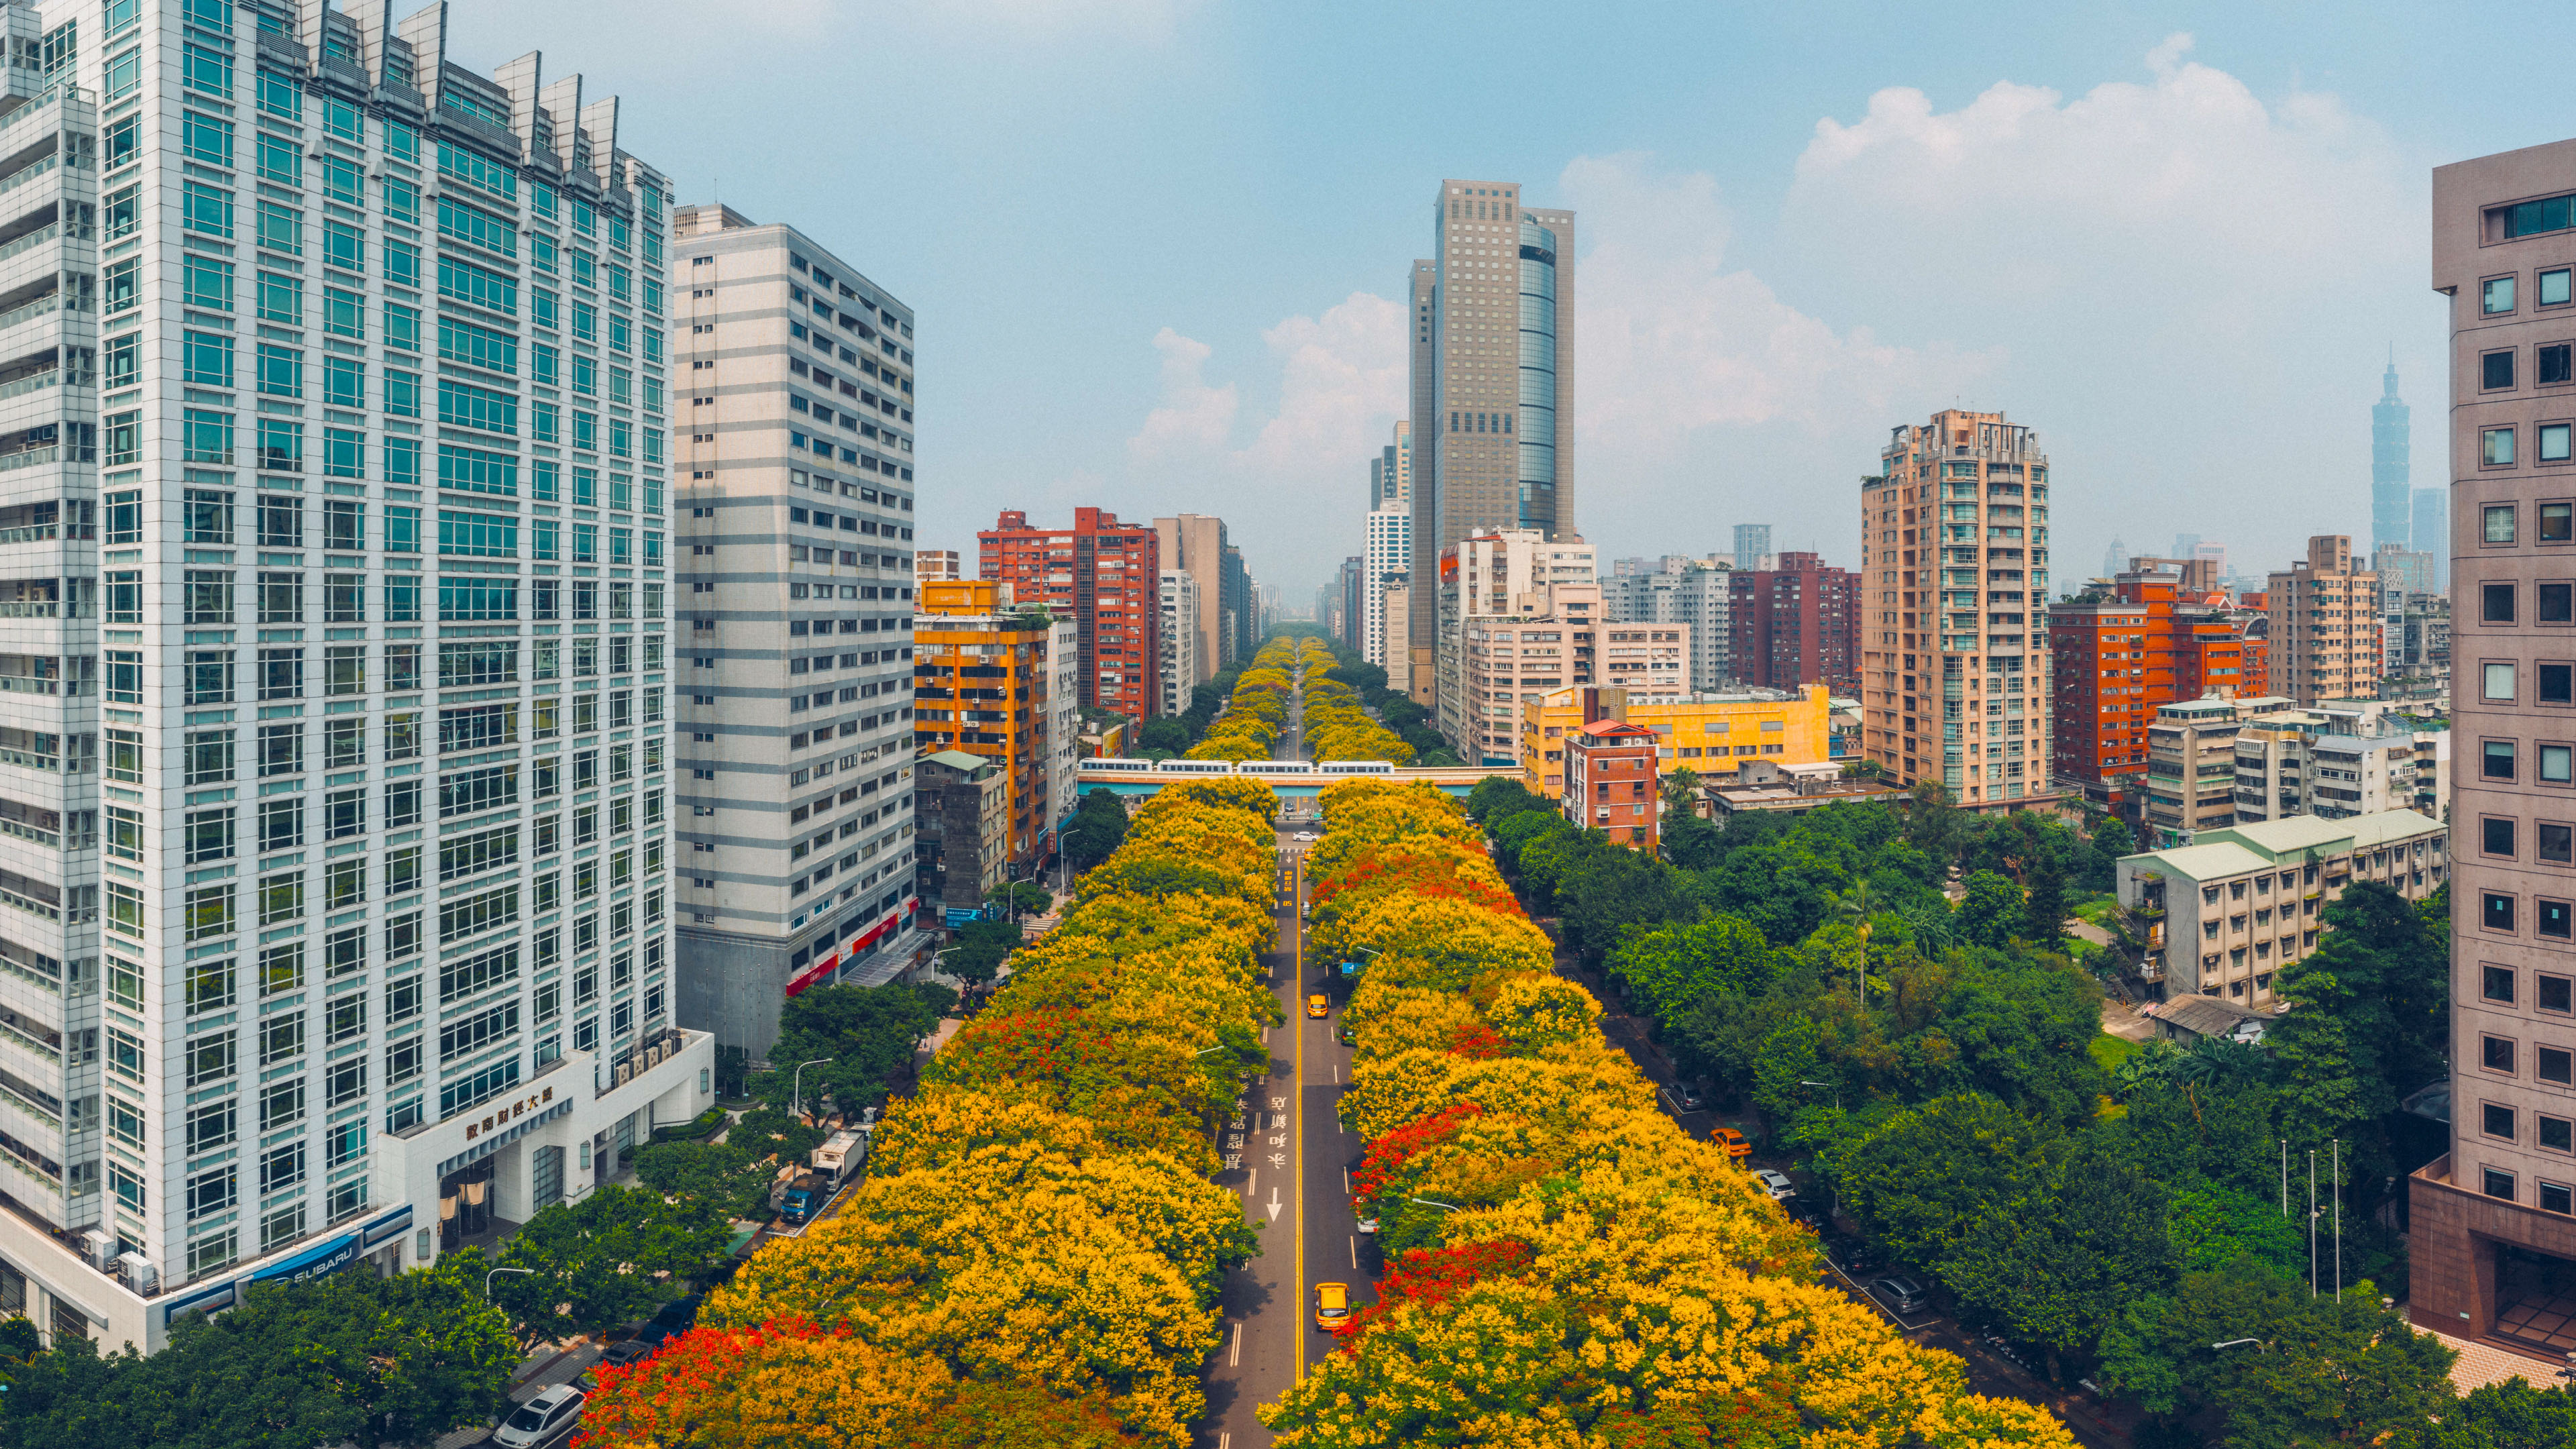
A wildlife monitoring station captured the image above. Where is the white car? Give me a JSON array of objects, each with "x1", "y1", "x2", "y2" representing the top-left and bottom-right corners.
[
  {"x1": 1294, "y1": 832, "x2": 1316, "y2": 842},
  {"x1": 1752, "y1": 1169, "x2": 1796, "y2": 1201},
  {"x1": 493, "y1": 1385, "x2": 586, "y2": 1448}
]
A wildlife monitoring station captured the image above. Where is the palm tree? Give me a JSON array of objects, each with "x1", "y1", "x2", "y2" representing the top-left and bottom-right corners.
[{"x1": 1825, "y1": 877, "x2": 1881, "y2": 1006}]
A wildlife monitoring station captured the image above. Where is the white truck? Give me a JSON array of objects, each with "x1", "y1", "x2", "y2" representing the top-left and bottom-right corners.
[{"x1": 810, "y1": 1130, "x2": 867, "y2": 1188}]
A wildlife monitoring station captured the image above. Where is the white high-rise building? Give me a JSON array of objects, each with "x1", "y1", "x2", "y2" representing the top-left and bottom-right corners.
[
  {"x1": 667, "y1": 204, "x2": 929, "y2": 1057},
  {"x1": 1599, "y1": 564, "x2": 1730, "y2": 693},
  {"x1": 0, "y1": 0, "x2": 712, "y2": 1354},
  {"x1": 1363, "y1": 507, "x2": 1408, "y2": 669},
  {"x1": 1158, "y1": 569, "x2": 1197, "y2": 718}
]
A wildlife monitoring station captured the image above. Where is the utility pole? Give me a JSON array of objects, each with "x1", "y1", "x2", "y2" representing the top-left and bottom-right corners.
[
  {"x1": 2308, "y1": 1149, "x2": 2318, "y2": 1298},
  {"x1": 2332, "y1": 1138, "x2": 2342, "y2": 1299},
  {"x1": 2281, "y1": 1140, "x2": 2288, "y2": 1219}
]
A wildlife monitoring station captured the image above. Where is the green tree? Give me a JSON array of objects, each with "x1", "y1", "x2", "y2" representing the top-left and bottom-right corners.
[
  {"x1": 488, "y1": 1185, "x2": 734, "y2": 1340},
  {"x1": 986, "y1": 880, "x2": 1052, "y2": 917},
  {"x1": 0, "y1": 1256, "x2": 514, "y2": 1449},
  {"x1": 1940, "y1": 1139, "x2": 2179, "y2": 1357},
  {"x1": 633, "y1": 1139, "x2": 777, "y2": 1220},
  {"x1": 1658, "y1": 766, "x2": 1702, "y2": 814},
  {"x1": 1060, "y1": 789, "x2": 1130, "y2": 871},
  {"x1": 1134, "y1": 717, "x2": 1193, "y2": 753},
  {"x1": 1955, "y1": 869, "x2": 2022, "y2": 949},
  {"x1": 764, "y1": 980, "x2": 945, "y2": 1112},
  {"x1": 1904, "y1": 780, "x2": 1969, "y2": 870},
  {"x1": 2021, "y1": 861, "x2": 2068, "y2": 947},
  {"x1": 2408, "y1": 1377, "x2": 2576, "y2": 1449},
  {"x1": 2098, "y1": 1265, "x2": 2457, "y2": 1446},
  {"x1": 1836, "y1": 1093, "x2": 2058, "y2": 1273},
  {"x1": 1554, "y1": 842, "x2": 1701, "y2": 959},
  {"x1": 2269, "y1": 882, "x2": 2448, "y2": 1178}
]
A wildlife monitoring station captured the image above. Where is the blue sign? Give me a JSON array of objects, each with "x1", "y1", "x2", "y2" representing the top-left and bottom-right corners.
[{"x1": 1340, "y1": 960, "x2": 1361, "y2": 977}]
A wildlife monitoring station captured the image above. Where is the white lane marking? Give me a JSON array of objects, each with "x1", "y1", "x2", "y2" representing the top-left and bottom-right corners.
[
  {"x1": 1341, "y1": 1164, "x2": 1349, "y2": 1192},
  {"x1": 1229, "y1": 1321, "x2": 1242, "y2": 1367},
  {"x1": 1332, "y1": 1063, "x2": 1341, "y2": 1083},
  {"x1": 1349, "y1": 1236, "x2": 1358, "y2": 1269},
  {"x1": 1246, "y1": 1167, "x2": 1258, "y2": 1202}
]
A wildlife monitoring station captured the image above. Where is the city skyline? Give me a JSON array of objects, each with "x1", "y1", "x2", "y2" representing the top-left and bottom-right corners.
[{"x1": 430, "y1": 6, "x2": 2553, "y2": 599}]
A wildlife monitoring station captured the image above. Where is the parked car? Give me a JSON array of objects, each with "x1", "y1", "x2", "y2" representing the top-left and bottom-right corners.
[
  {"x1": 1752, "y1": 1169, "x2": 1796, "y2": 1200},
  {"x1": 1871, "y1": 1275, "x2": 1932, "y2": 1317},
  {"x1": 1313, "y1": 1281, "x2": 1353, "y2": 1332},
  {"x1": 1670, "y1": 1083, "x2": 1707, "y2": 1112},
  {"x1": 1708, "y1": 1126, "x2": 1751, "y2": 1163},
  {"x1": 1354, "y1": 1204, "x2": 1378, "y2": 1234},
  {"x1": 492, "y1": 1385, "x2": 586, "y2": 1448},
  {"x1": 1293, "y1": 831, "x2": 1317, "y2": 843},
  {"x1": 1823, "y1": 1235, "x2": 1885, "y2": 1277},
  {"x1": 599, "y1": 1339, "x2": 656, "y2": 1369}
]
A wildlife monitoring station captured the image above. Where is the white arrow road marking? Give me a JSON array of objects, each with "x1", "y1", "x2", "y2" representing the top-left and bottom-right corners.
[{"x1": 1267, "y1": 1189, "x2": 1285, "y2": 1221}]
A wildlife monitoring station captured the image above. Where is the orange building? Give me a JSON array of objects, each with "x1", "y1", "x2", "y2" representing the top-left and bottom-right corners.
[
  {"x1": 977, "y1": 507, "x2": 1163, "y2": 724},
  {"x1": 2047, "y1": 570, "x2": 2269, "y2": 805},
  {"x1": 914, "y1": 580, "x2": 1060, "y2": 866},
  {"x1": 1562, "y1": 717, "x2": 1662, "y2": 851}
]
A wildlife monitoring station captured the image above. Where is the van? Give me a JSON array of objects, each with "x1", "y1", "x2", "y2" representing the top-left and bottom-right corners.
[{"x1": 810, "y1": 1131, "x2": 865, "y2": 1187}]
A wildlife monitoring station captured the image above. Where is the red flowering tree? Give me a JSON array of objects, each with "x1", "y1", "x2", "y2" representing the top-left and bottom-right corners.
[{"x1": 1336, "y1": 1239, "x2": 1532, "y2": 1346}]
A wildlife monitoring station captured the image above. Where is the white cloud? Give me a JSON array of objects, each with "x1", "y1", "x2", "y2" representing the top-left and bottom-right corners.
[
  {"x1": 1774, "y1": 33, "x2": 2428, "y2": 571},
  {"x1": 1120, "y1": 294, "x2": 1405, "y2": 582},
  {"x1": 1554, "y1": 153, "x2": 1994, "y2": 564}
]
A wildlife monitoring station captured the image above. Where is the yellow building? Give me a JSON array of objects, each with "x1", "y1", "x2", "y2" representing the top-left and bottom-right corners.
[
  {"x1": 1521, "y1": 684, "x2": 1833, "y2": 796},
  {"x1": 915, "y1": 580, "x2": 1056, "y2": 865}
]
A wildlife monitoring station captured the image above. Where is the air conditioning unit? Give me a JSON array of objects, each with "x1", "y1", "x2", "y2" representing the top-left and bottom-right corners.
[
  {"x1": 615, "y1": 1062, "x2": 634, "y2": 1087},
  {"x1": 76, "y1": 1229, "x2": 111, "y2": 1271},
  {"x1": 114, "y1": 1251, "x2": 155, "y2": 1294}
]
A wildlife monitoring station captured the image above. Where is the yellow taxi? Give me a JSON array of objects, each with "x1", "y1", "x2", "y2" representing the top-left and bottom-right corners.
[
  {"x1": 1306, "y1": 994, "x2": 1330, "y2": 1019},
  {"x1": 1313, "y1": 1281, "x2": 1352, "y2": 1332},
  {"x1": 1709, "y1": 1126, "x2": 1752, "y2": 1163}
]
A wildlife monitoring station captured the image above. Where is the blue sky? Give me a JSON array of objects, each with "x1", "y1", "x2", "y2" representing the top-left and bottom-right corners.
[{"x1": 453, "y1": 0, "x2": 2570, "y2": 599}]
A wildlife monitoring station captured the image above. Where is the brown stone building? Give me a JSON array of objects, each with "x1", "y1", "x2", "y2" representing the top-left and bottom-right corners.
[
  {"x1": 1727, "y1": 551, "x2": 1860, "y2": 692},
  {"x1": 2411, "y1": 138, "x2": 2576, "y2": 1362},
  {"x1": 2265, "y1": 536, "x2": 2382, "y2": 706}
]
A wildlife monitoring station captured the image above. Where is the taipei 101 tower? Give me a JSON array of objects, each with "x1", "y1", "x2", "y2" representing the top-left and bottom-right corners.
[{"x1": 2371, "y1": 360, "x2": 2412, "y2": 553}]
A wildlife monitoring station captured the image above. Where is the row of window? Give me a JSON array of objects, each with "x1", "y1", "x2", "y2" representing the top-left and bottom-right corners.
[{"x1": 2478, "y1": 889, "x2": 2576, "y2": 940}]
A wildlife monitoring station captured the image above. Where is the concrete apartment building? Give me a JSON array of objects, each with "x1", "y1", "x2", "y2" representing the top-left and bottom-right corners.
[
  {"x1": 912, "y1": 750, "x2": 1003, "y2": 924},
  {"x1": 2229, "y1": 704, "x2": 2439, "y2": 826},
  {"x1": 2265, "y1": 535, "x2": 2382, "y2": 706},
  {"x1": 2116, "y1": 809, "x2": 2446, "y2": 1005},
  {"x1": 1599, "y1": 562, "x2": 1729, "y2": 692},
  {"x1": 1520, "y1": 683, "x2": 1832, "y2": 796},
  {"x1": 1561, "y1": 718, "x2": 1659, "y2": 851},
  {"x1": 1405, "y1": 179, "x2": 1575, "y2": 718},
  {"x1": 1152, "y1": 511, "x2": 1236, "y2": 687},
  {"x1": 1363, "y1": 423, "x2": 1411, "y2": 690},
  {"x1": 2139, "y1": 696, "x2": 2292, "y2": 844},
  {"x1": 2412, "y1": 141, "x2": 2576, "y2": 1352},
  {"x1": 1862, "y1": 411, "x2": 2059, "y2": 812},
  {"x1": 914, "y1": 548, "x2": 957, "y2": 582},
  {"x1": 1156, "y1": 568, "x2": 1196, "y2": 717},
  {"x1": 0, "y1": 1, "x2": 720, "y2": 1355},
  {"x1": 979, "y1": 508, "x2": 1159, "y2": 724},
  {"x1": 1436, "y1": 527, "x2": 1596, "y2": 762},
  {"x1": 2049, "y1": 568, "x2": 2267, "y2": 810},
  {"x1": 1727, "y1": 551, "x2": 1860, "y2": 694},
  {"x1": 911, "y1": 580, "x2": 1077, "y2": 880},
  {"x1": 669, "y1": 204, "x2": 927, "y2": 1059}
]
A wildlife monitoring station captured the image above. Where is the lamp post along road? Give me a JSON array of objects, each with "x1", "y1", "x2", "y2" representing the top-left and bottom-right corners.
[
  {"x1": 485, "y1": 1266, "x2": 534, "y2": 1302},
  {"x1": 792, "y1": 1058, "x2": 834, "y2": 1122}
]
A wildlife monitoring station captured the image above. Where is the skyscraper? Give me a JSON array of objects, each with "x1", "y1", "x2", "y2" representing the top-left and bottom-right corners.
[
  {"x1": 1862, "y1": 411, "x2": 2058, "y2": 811},
  {"x1": 2413, "y1": 144, "x2": 2576, "y2": 1342},
  {"x1": 1732, "y1": 524, "x2": 1771, "y2": 573},
  {"x1": 1152, "y1": 513, "x2": 1229, "y2": 684},
  {"x1": 1407, "y1": 181, "x2": 1574, "y2": 717},
  {"x1": 670, "y1": 205, "x2": 928, "y2": 1055},
  {"x1": 1363, "y1": 423, "x2": 1411, "y2": 674},
  {"x1": 0, "y1": 1, "x2": 714, "y2": 1352},
  {"x1": 2373, "y1": 361, "x2": 2412, "y2": 554}
]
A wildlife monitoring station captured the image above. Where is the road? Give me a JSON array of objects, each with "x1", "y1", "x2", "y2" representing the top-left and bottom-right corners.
[{"x1": 1199, "y1": 659, "x2": 1369, "y2": 1448}]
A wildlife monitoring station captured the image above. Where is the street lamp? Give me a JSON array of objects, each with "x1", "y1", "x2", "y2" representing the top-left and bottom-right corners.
[
  {"x1": 1800, "y1": 1080, "x2": 1842, "y2": 1112},
  {"x1": 485, "y1": 1266, "x2": 534, "y2": 1302},
  {"x1": 2210, "y1": 1338, "x2": 2264, "y2": 1352},
  {"x1": 1408, "y1": 1197, "x2": 1462, "y2": 1212},
  {"x1": 791, "y1": 1058, "x2": 833, "y2": 1120}
]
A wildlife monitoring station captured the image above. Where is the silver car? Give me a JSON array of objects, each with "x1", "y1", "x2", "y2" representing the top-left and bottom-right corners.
[
  {"x1": 1752, "y1": 1169, "x2": 1796, "y2": 1200},
  {"x1": 492, "y1": 1385, "x2": 586, "y2": 1448}
]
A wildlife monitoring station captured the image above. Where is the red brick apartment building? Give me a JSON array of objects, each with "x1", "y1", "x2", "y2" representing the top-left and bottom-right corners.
[{"x1": 978, "y1": 508, "x2": 1163, "y2": 722}]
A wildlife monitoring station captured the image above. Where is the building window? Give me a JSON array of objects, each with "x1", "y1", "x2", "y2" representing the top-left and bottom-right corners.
[
  {"x1": 2487, "y1": 663, "x2": 2519, "y2": 702},
  {"x1": 2548, "y1": 424, "x2": 2575, "y2": 463},
  {"x1": 2485, "y1": 1167, "x2": 2519, "y2": 1201},
  {"x1": 2487, "y1": 739, "x2": 2518, "y2": 779},
  {"x1": 2547, "y1": 1116, "x2": 2576, "y2": 1152},
  {"x1": 2486, "y1": 1102, "x2": 2519, "y2": 1139},
  {"x1": 2544, "y1": 1047, "x2": 2575, "y2": 1087},
  {"x1": 2484, "y1": 965, "x2": 2516, "y2": 1004},
  {"x1": 2488, "y1": 504, "x2": 2520, "y2": 543},
  {"x1": 2487, "y1": 582, "x2": 2520, "y2": 623},
  {"x1": 2487, "y1": 276, "x2": 2519, "y2": 314},
  {"x1": 2544, "y1": 502, "x2": 2573, "y2": 543},
  {"x1": 2485, "y1": 816, "x2": 2519, "y2": 857},
  {"x1": 2485, "y1": 1037, "x2": 2519, "y2": 1075},
  {"x1": 2545, "y1": 1181, "x2": 2575, "y2": 1216},
  {"x1": 2487, "y1": 429, "x2": 2519, "y2": 466},
  {"x1": 2546, "y1": 975, "x2": 2575, "y2": 1014},
  {"x1": 2486, "y1": 351, "x2": 2518, "y2": 390},
  {"x1": 2543, "y1": 899, "x2": 2573, "y2": 941},
  {"x1": 2486, "y1": 891, "x2": 2519, "y2": 933},
  {"x1": 2548, "y1": 268, "x2": 2575, "y2": 307}
]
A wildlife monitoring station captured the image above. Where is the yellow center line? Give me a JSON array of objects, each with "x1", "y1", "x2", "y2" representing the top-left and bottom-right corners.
[{"x1": 1293, "y1": 846, "x2": 1305, "y2": 1383}]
